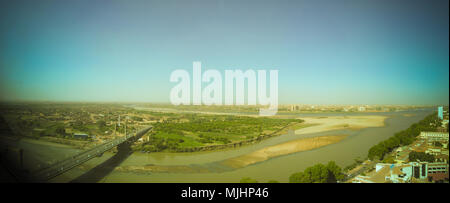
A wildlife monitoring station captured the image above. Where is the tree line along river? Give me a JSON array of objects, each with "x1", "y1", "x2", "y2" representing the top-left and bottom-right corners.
[{"x1": 7, "y1": 108, "x2": 433, "y2": 183}]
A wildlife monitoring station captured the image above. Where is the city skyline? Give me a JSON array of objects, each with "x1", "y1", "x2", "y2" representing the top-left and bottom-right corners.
[{"x1": 0, "y1": 0, "x2": 449, "y2": 105}]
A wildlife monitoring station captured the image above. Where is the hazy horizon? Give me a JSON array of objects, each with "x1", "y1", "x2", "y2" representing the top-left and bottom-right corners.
[
  {"x1": 0, "y1": 99, "x2": 445, "y2": 107},
  {"x1": 1, "y1": 0, "x2": 449, "y2": 105}
]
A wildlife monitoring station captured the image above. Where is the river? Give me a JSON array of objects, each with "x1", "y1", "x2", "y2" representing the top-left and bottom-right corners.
[{"x1": 8, "y1": 108, "x2": 433, "y2": 183}]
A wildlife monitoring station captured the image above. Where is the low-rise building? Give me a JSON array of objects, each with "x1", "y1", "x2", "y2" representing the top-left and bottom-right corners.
[
  {"x1": 353, "y1": 162, "x2": 431, "y2": 183},
  {"x1": 352, "y1": 161, "x2": 449, "y2": 183},
  {"x1": 426, "y1": 148, "x2": 442, "y2": 156},
  {"x1": 427, "y1": 162, "x2": 448, "y2": 175},
  {"x1": 442, "y1": 119, "x2": 448, "y2": 128},
  {"x1": 419, "y1": 132, "x2": 449, "y2": 142},
  {"x1": 427, "y1": 162, "x2": 449, "y2": 182},
  {"x1": 73, "y1": 133, "x2": 89, "y2": 139}
]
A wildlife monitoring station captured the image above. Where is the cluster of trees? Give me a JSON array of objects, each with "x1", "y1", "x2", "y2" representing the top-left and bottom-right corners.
[
  {"x1": 368, "y1": 113, "x2": 439, "y2": 160},
  {"x1": 142, "y1": 115, "x2": 303, "y2": 152},
  {"x1": 239, "y1": 177, "x2": 279, "y2": 183},
  {"x1": 154, "y1": 115, "x2": 300, "y2": 136},
  {"x1": 131, "y1": 116, "x2": 143, "y2": 121},
  {"x1": 408, "y1": 151, "x2": 435, "y2": 163},
  {"x1": 198, "y1": 133, "x2": 230, "y2": 144},
  {"x1": 344, "y1": 157, "x2": 364, "y2": 172},
  {"x1": 433, "y1": 141, "x2": 443, "y2": 147},
  {"x1": 240, "y1": 177, "x2": 259, "y2": 183},
  {"x1": 289, "y1": 161, "x2": 344, "y2": 183},
  {"x1": 137, "y1": 136, "x2": 185, "y2": 152}
]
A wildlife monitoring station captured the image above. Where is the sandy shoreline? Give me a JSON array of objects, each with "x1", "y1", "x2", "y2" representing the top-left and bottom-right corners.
[
  {"x1": 220, "y1": 134, "x2": 349, "y2": 169},
  {"x1": 294, "y1": 115, "x2": 387, "y2": 135},
  {"x1": 113, "y1": 116, "x2": 386, "y2": 174},
  {"x1": 114, "y1": 134, "x2": 349, "y2": 174}
]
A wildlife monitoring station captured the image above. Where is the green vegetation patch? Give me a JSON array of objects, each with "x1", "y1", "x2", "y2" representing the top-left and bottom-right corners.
[
  {"x1": 367, "y1": 113, "x2": 440, "y2": 160},
  {"x1": 137, "y1": 114, "x2": 303, "y2": 152}
]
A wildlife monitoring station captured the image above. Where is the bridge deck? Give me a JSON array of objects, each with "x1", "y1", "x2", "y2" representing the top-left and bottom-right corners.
[{"x1": 31, "y1": 126, "x2": 152, "y2": 182}]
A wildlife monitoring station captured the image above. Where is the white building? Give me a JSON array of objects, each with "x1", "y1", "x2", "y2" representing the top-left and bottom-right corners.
[
  {"x1": 353, "y1": 162, "x2": 429, "y2": 183},
  {"x1": 419, "y1": 132, "x2": 449, "y2": 142}
]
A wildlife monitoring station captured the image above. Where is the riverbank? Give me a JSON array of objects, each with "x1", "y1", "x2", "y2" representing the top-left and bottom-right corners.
[
  {"x1": 112, "y1": 116, "x2": 387, "y2": 174},
  {"x1": 37, "y1": 136, "x2": 93, "y2": 150},
  {"x1": 220, "y1": 134, "x2": 349, "y2": 168},
  {"x1": 1, "y1": 108, "x2": 433, "y2": 183},
  {"x1": 295, "y1": 116, "x2": 387, "y2": 135},
  {"x1": 115, "y1": 134, "x2": 350, "y2": 174}
]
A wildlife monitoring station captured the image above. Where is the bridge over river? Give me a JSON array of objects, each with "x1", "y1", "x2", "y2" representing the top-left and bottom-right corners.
[{"x1": 28, "y1": 126, "x2": 152, "y2": 182}]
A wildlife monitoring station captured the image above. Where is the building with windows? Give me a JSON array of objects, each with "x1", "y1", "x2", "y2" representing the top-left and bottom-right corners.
[
  {"x1": 438, "y1": 106, "x2": 444, "y2": 120},
  {"x1": 428, "y1": 162, "x2": 448, "y2": 175},
  {"x1": 427, "y1": 162, "x2": 449, "y2": 182},
  {"x1": 353, "y1": 162, "x2": 427, "y2": 183},
  {"x1": 419, "y1": 132, "x2": 449, "y2": 142},
  {"x1": 352, "y1": 161, "x2": 449, "y2": 183}
]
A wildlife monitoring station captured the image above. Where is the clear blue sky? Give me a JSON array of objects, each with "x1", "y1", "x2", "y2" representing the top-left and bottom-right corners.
[{"x1": 0, "y1": 0, "x2": 448, "y2": 105}]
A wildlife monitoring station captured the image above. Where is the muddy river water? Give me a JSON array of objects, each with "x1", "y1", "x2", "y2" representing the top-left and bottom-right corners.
[{"x1": 11, "y1": 109, "x2": 433, "y2": 183}]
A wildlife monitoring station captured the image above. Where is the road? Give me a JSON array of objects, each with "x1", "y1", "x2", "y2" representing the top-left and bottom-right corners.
[
  {"x1": 343, "y1": 160, "x2": 376, "y2": 182},
  {"x1": 29, "y1": 126, "x2": 152, "y2": 182}
]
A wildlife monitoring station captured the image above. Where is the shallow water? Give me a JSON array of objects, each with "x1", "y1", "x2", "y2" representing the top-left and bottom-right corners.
[
  {"x1": 10, "y1": 108, "x2": 433, "y2": 182},
  {"x1": 98, "y1": 109, "x2": 432, "y2": 182}
]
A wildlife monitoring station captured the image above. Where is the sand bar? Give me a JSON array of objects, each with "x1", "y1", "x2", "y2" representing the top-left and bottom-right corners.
[
  {"x1": 295, "y1": 116, "x2": 387, "y2": 135},
  {"x1": 220, "y1": 134, "x2": 349, "y2": 169}
]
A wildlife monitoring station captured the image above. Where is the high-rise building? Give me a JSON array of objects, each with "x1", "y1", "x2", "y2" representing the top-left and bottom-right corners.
[{"x1": 438, "y1": 106, "x2": 443, "y2": 120}]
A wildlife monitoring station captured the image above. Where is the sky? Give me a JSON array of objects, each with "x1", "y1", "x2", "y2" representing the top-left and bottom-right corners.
[{"x1": 0, "y1": 0, "x2": 448, "y2": 105}]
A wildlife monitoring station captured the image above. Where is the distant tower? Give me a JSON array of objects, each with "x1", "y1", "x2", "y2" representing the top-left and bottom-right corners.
[
  {"x1": 118, "y1": 115, "x2": 121, "y2": 127},
  {"x1": 438, "y1": 106, "x2": 443, "y2": 120}
]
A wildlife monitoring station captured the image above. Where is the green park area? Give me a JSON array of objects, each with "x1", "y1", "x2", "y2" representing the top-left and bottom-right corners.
[{"x1": 135, "y1": 114, "x2": 303, "y2": 152}]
